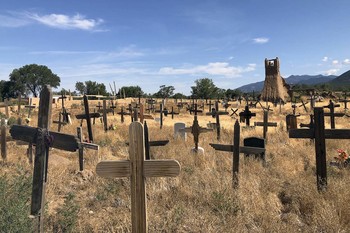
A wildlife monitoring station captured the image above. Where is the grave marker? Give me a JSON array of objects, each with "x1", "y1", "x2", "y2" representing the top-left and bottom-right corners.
[
  {"x1": 254, "y1": 110, "x2": 277, "y2": 140},
  {"x1": 96, "y1": 122, "x2": 180, "y2": 233},
  {"x1": 289, "y1": 107, "x2": 350, "y2": 191},
  {"x1": 323, "y1": 100, "x2": 346, "y2": 129},
  {"x1": 239, "y1": 105, "x2": 256, "y2": 126},
  {"x1": 206, "y1": 101, "x2": 228, "y2": 140},
  {"x1": 210, "y1": 120, "x2": 266, "y2": 188}
]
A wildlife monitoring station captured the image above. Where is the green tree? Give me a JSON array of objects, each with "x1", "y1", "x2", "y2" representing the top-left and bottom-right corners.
[
  {"x1": 154, "y1": 85, "x2": 175, "y2": 98},
  {"x1": 225, "y1": 88, "x2": 243, "y2": 99},
  {"x1": 191, "y1": 78, "x2": 219, "y2": 99},
  {"x1": 9, "y1": 64, "x2": 60, "y2": 97},
  {"x1": 0, "y1": 80, "x2": 17, "y2": 100},
  {"x1": 119, "y1": 86, "x2": 144, "y2": 98},
  {"x1": 75, "y1": 81, "x2": 108, "y2": 95},
  {"x1": 172, "y1": 93, "x2": 187, "y2": 99}
]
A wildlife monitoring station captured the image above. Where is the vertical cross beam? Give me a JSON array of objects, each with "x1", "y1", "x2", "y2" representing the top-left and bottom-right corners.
[
  {"x1": 77, "y1": 127, "x2": 84, "y2": 171},
  {"x1": 1, "y1": 118, "x2": 6, "y2": 161},
  {"x1": 314, "y1": 108, "x2": 327, "y2": 191},
  {"x1": 103, "y1": 100, "x2": 108, "y2": 132},
  {"x1": 31, "y1": 86, "x2": 52, "y2": 231},
  {"x1": 83, "y1": 95, "x2": 93, "y2": 142}
]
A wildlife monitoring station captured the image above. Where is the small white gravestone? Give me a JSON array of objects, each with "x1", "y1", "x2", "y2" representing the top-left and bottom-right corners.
[
  {"x1": 174, "y1": 122, "x2": 186, "y2": 140},
  {"x1": 191, "y1": 146, "x2": 204, "y2": 154}
]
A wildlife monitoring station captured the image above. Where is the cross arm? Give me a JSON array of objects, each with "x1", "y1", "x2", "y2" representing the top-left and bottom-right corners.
[
  {"x1": 96, "y1": 160, "x2": 181, "y2": 178},
  {"x1": 10, "y1": 125, "x2": 79, "y2": 152},
  {"x1": 209, "y1": 143, "x2": 265, "y2": 154},
  {"x1": 75, "y1": 112, "x2": 101, "y2": 119},
  {"x1": 254, "y1": 122, "x2": 278, "y2": 127},
  {"x1": 289, "y1": 129, "x2": 350, "y2": 139},
  {"x1": 79, "y1": 142, "x2": 99, "y2": 150}
]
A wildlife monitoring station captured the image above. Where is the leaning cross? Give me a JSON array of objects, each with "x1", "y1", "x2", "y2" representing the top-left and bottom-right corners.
[
  {"x1": 180, "y1": 115, "x2": 213, "y2": 152},
  {"x1": 96, "y1": 122, "x2": 180, "y2": 233},
  {"x1": 239, "y1": 105, "x2": 256, "y2": 126},
  {"x1": 254, "y1": 110, "x2": 277, "y2": 140},
  {"x1": 210, "y1": 120, "x2": 266, "y2": 188},
  {"x1": 289, "y1": 107, "x2": 350, "y2": 191}
]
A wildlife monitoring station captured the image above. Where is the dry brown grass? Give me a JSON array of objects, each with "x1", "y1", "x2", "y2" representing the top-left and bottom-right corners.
[{"x1": 1, "y1": 98, "x2": 350, "y2": 232}]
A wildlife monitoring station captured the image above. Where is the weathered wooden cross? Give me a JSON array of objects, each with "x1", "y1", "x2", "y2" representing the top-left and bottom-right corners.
[
  {"x1": 254, "y1": 110, "x2": 277, "y2": 140},
  {"x1": 299, "y1": 99, "x2": 309, "y2": 113},
  {"x1": 96, "y1": 121, "x2": 180, "y2": 233},
  {"x1": 180, "y1": 114, "x2": 213, "y2": 152},
  {"x1": 289, "y1": 107, "x2": 350, "y2": 191},
  {"x1": 323, "y1": 100, "x2": 347, "y2": 129},
  {"x1": 338, "y1": 92, "x2": 349, "y2": 110},
  {"x1": 110, "y1": 100, "x2": 117, "y2": 115},
  {"x1": 24, "y1": 98, "x2": 36, "y2": 119},
  {"x1": 206, "y1": 101, "x2": 228, "y2": 140},
  {"x1": 210, "y1": 120, "x2": 266, "y2": 188},
  {"x1": 239, "y1": 105, "x2": 256, "y2": 126}
]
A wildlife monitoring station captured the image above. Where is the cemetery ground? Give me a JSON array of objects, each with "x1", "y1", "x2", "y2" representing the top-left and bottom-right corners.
[{"x1": 1, "y1": 98, "x2": 350, "y2": 232}]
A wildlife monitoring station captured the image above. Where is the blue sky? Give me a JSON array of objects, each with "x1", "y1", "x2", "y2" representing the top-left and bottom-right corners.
[{"x1": 1, "y1": 0, "x2": 350, "y2": 95}]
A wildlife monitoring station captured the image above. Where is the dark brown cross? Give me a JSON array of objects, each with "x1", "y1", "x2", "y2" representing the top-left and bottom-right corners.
[
  {"x1": 254, "y1": 110, "x2": 277, "y2": 140},
  {"x1": 299, "y1": 99, "x2": 309, "y2": 113},
  {"x1": 206, "y1": 100, "x2": 213, "y2": 112},
  {"x1": 230, "y1": 108, "x2": 239, "y2": 117},
  {"x1": 117, "y1": 106, "x2": 128, "y2": 123},
  {"x1": 239, "y1": 105, "x2": 256, "y2": 126},
  {"x1": 144, "y1": 121, "x2": 169, "y2": 160},
  {"x1": 76, "y1": 127, "x2": 99, "y2": 171},
  {"x1": 338, "y1": 92, "x2": 349, "y2": 110},
  {"x1": 210, "y1": 120, "x2": 266, "y2": 188},
  {"x1": 188, "y1": 103, "x2": 203, "y2": 115},
  {"x1": 299, "y1": 114, "x2": 314, "y2": 128},
  {"x1": 180, "y1": 115, "x2": 213, "y2": 152},
  {"x1": 52, "y1": 111, "x2": 67, "y2": 132},
  {"x1": 96, "y1": 122, "x2": 180, "y2": 233},
  {"x1": 96, "y1": 101, "x2": 103, "y2": 111},
  {"x1": 167, "y1": 106, "x2": 179, "y2": 119},
  {"x1": 289, "y1": 107, "x2": 350, "y2": 191},
  {"x1": 9, "y1": 86, "x2": 81, "y2": 232},
  {"x1": 110, "y1": 100, "x2": 117, "y2": 115},
  {"x1": 323, "y1": 100, "x2": 345, "y2": 129},
  {"x1": 206, "y1": 101, "x2": 228, "y2": 140}
]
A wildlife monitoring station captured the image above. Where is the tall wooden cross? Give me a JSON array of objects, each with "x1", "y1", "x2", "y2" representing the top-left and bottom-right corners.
[
  {"x1": 289, "y1": 107, "x2": 350, "y2": 191},
  {"x1": 137, "y1": 104, "x2": 153, "y2": 124},
  {"x1": 210, "y1": 120, "x2": 266, "y2": 188},
  {"x1": 167, "y1": 106, "x2": 179, "y2": 119},
  {"x1": 323, "y1": 100, "x2": 346, "y2": 129},
  {"x1": 96, "y1": 122, "x2": 180, "y2": 233},
  {"x1": 254, "y1": 110, "x2": 277, "y2": 140},
  {"x1": 76, "y1": 127, "x2": 99, "y2": 171},
  {"x1": 143, "y1": 121, "x2": 169, "y2": 160},
  {"x1": 9, "y1": 86, "x2": 82, "y2": 232},
  {"x1": 180, "y1": 115, "x2": 213, "y2": 152},
  {"x1": 117, "y1": 106, "x2": 128, "y2": 123},
  {"x1": 239, "y1": 105, "x2": 256, "y2": 126}
]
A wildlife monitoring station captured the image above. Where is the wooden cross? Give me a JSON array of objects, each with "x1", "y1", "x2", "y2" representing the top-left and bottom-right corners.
[
  {"x1": 77, "y1": 127, "x2": 99, "y2": 171},
  {"x1": 17, "y1": 94, "x2": 22, "y2": 116},
  {"x1": 307, "y1": 91, "x2": 317, "y2": 110},
  {"x1": 96, "y1": 122, "x2": 180, "y2": 233},
  {"x1": 96, "y1": 101, "x2": 103, "y2": 111},
  {"x1": 338, "y1": 92, "x2": 349, "y2": 110},
  {"x1": 110, "y1": 100, "x2": 117, "y2": 115},
  {"x1": 180, "y1": 115, "x2": 213, "y2": 152},
  {"x1": 9, "y1": 86, "x2": 79, "y2": 232},
  {"x1": 210, "y1": 120, "x2": 266, "y2": 188},
  {"x1": 167, "y1": 106, "x2": 179, "y2": 119},
  {"x1": 0, "y1": 99, "x2": 10, "y2": 118},
  {"x1": 230, "y1": 108, "x2": 239, "y2": 117},
  {"x1": 75, "y1": 95, "x2": 100, "y2": 142},
  {"x1": 239, "y1": 105, "x2": 256, "y2": 126},
  {"x1": 289, "y1": 107, "x2": 350, "y2": 191},
  {"x1": 1, "y1": 118, "x2": 8, "y2": 161},
  {"x1": 24, "y1": 98, "x2": 36, "y2": 118},
  {"x1": 299, "y1": 99, "x2": 309, "y2": 113},
  {"x1": 188, "y1": 103, "x2": 203, "y2": 115},
  {"x1": 206, "y1": 100, "x2": 213, "y2": 112},
  {"x1": 323, "y1": 100, "x2": 346, "y2": 129},
  {"x1": 143, "y1": 121, "x2": 169, "y2": 160},
  {"x1": 299, "y1": 114, "x2": 314, "y2": 128},
  {"x1": 52, "y1": 111, "x2": 67, "y2": 132},
  {"x1": 206, "y1": 101, "x2": 228, "y2": 140},
  {"x1": 154, "y1": 103, "x2": 167, "y2": 129},
  {"x1": 102, "y1": 100, "x2": 108, "y2": 132},
  {"x1": 117, "y1": 106, "x2": 128, "y2": 123},
  {"x1": 254, "y1": 110, "x2": 277, "y2": 140},
  {"x1": 137, "y1": 104, "x2": 153, "y2": 124}
]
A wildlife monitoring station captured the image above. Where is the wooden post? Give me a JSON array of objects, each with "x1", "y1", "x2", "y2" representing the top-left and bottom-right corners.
[
  {"x1": 1, "y1": 118, "x2": 6, "y2": 161},
  {"x1": 77, "y1": 127, "x2": 84, "y2": 171},
  {"x1": 103, "y1": 100, "x2": 108, "y2": 132},
  {"x1": 96, "y1": 122, "x2": 180, "y2": 233},
  {"x1": 160, "y1": 104, "x2": 163, "y2": 129},
  {"x1": 84, "y1": 95, "x2": 93, "y2": 142}
]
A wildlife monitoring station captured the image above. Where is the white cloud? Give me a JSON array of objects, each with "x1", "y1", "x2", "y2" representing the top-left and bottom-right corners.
[
  {"x1": 322, "y1": 56, "x2": 328, "y2": 62},
  {"x1": 324, "y1": 69, "x2": 339, "y2": 75},
  {"x1": 25, "y1": 12, "x2": 103, "y2": 31},
  {"x1": 252, "y1": 37, "x2": 269, "y2": 44},
  {"x1": 158, "y1": 62, "x2": 256, "y2": 77},
  {"x1": 332, "y1": 60, "x2": 339, "y2": 65},
  {"x1": 343, "y1": 59, "x2": 350, "y2": 65},
  {"x1": 0, "y1": 14, "x2": 29, "y2": 27}
]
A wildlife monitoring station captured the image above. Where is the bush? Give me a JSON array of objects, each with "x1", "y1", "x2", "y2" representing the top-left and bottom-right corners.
[{"x1": 0, "y1": 169, "x2": 33, "y2": 232}]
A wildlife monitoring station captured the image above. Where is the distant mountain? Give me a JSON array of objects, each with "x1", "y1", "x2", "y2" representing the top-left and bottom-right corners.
[
  {"x1": 329, "y1": 70, "x2": 350, "y2": 88},
  {"x1": 237, "y1": 74, "x2": 337, "y2": 93}
]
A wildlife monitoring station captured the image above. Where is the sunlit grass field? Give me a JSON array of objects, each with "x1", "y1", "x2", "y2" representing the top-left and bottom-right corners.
[{"x1": 1, "y1": 98, "x2": 350, "y2": 232}]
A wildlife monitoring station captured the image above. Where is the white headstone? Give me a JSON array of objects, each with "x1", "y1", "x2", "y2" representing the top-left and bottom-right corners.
[
  {"x1": 174, "y1": 122, "x2": 186, "y2": 140},
  {"x1": 191, "y1": 146, "x2": 204, "y2": 154}
]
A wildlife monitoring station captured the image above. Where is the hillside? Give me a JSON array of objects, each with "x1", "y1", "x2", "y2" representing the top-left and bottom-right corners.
[
  {"x1": 238, "y1": 74, "x2": 336, "y2": 93},
  {"x1": 329, "y1": 70, "x2": 350, "y2": 88}
]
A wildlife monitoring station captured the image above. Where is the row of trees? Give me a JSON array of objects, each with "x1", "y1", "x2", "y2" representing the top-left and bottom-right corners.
[{"x1": 0, "y1": 64, "x2": 243, "y2": 100}]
